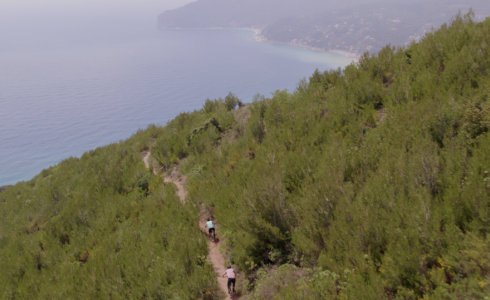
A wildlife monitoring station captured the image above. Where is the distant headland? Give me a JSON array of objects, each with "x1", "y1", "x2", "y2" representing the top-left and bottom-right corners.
[{"x1": 157, "y1": 0, "x2": 490, "y2": 58}]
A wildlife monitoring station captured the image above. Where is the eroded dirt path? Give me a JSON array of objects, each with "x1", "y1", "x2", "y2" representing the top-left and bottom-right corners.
[
  {"x1": 143, "y1": 151, "x2": 187, "y2": 204},
  {"x1": 142, "y1": 151, "x2": 153, "y2": 172},
  {"x1": 143, "y1": 151, "x2": 233, "y2": 299},
  {"x1": 199, "y1": 219, "x2": 233, "y2": 299}
]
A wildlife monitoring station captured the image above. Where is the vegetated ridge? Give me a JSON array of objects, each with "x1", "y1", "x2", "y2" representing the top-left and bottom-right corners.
[
  {"x1": 143, "y1": 151, "x2": 234, "y2": 299},
  {"x1": 1, "y1": 12, "x2": 490, "y2": 299},
  {"x1": 158, "y1": 0, "x2": 490, "y2": 56}
]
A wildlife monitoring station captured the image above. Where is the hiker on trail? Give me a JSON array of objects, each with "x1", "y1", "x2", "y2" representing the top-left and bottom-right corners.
[
  {"x1": 223, "y1": 265, "x2": 236, "y2": 294},
  {"x1": 205, "y1": 218, "x2": 215, "y2": 238}
]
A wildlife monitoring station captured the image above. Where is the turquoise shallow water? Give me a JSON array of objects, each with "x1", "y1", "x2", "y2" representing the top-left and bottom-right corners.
[{"x1": 0, "y1": 17, "x2": 351, "y2": 186}]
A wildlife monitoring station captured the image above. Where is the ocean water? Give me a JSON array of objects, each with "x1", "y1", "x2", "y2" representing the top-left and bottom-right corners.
[{"x1": 0, "y1": 11, "x2": 352, "y2": 186}]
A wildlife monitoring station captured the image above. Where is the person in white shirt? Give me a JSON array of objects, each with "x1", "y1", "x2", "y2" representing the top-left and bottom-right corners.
[{"x1": 205, "y1": 218, "x2": 215, "y2": 239}]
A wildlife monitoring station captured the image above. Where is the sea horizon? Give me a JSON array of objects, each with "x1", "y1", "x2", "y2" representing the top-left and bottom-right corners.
[{"x1": 0, "y1": 16, "x2": 352, "y2": 186}]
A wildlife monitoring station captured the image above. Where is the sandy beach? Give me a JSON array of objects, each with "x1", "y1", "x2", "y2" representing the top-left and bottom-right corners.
[
  {"x1": 157, "y1": 24, "x2": 360, "y2": 62},
  {"x1": 238, "y1": 27, "x2": 361, "y2": 62},
  {"x1": 248, "y1": 30, "x2": 360, "y2": 62}
]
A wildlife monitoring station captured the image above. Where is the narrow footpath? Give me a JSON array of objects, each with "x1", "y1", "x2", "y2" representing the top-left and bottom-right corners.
[{"x1": 143, "y1": 152, "x2": 235, "y2": 299}]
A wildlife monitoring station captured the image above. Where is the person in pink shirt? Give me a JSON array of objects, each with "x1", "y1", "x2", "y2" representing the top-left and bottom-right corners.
[{"x1": 222, "y1": 265, "x2": 236, "y2": 294}]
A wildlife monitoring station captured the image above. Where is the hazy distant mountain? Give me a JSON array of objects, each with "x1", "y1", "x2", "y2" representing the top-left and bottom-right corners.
[
  {"x1": 262, "y1": 1, "x2": 490, "y2": 54},
  {"x1": 157, "y1": 0, "x2": 334, "y2": 29},
  {"x1": 157, "y1": 0, "x2": 490, "y2": 55}
]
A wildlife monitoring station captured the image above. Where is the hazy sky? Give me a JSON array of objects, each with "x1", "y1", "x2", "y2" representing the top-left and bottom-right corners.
[
  {"x1": 0, "y1": 0, "x2": 194, "y2": 10},
  {"x1": 0, "y1": 0, "x2": 195, "y2": 20},
  {"x1": 0, "y1": 0, "x2": 196, "y2": 29}
]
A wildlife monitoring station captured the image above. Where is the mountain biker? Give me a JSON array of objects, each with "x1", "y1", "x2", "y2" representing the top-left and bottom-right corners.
[
  {"x1": 223, "y1": 265, "x2": 236, "y2": 294},
  {"x1": 205, "y1": 218, "x2": 215, "y2": 238}
]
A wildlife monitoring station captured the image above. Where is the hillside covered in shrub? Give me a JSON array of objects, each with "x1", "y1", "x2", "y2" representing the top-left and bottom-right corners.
[
  {"x1": 151, "y1": 12, "x2": 490, "y2": 299},
  {"x1": 1, "y1": 12, "x2": 490, "y2": 300},
  {"x1": 0, "y1": 128, "x2": 221, "y2": 299}
]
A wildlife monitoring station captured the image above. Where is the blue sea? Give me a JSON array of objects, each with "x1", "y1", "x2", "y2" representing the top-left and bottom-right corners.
[{"x1": 0, "y1": 8, "x2": 352, "y2": 186}]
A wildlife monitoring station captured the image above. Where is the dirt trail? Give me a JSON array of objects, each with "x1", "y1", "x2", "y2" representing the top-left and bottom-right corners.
[
  {"x1": 143, "y1": 151, "x2": 234, "y2": 299},
  {"x1": 143, "y1": 151, "x2": 187, "y2": 204},
  {"x1": 142, "y1": 152, "x2": 154, "y2": 173},
  {"x1": 199, "y1": 219, "x2": 233, "y2": 299}
]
